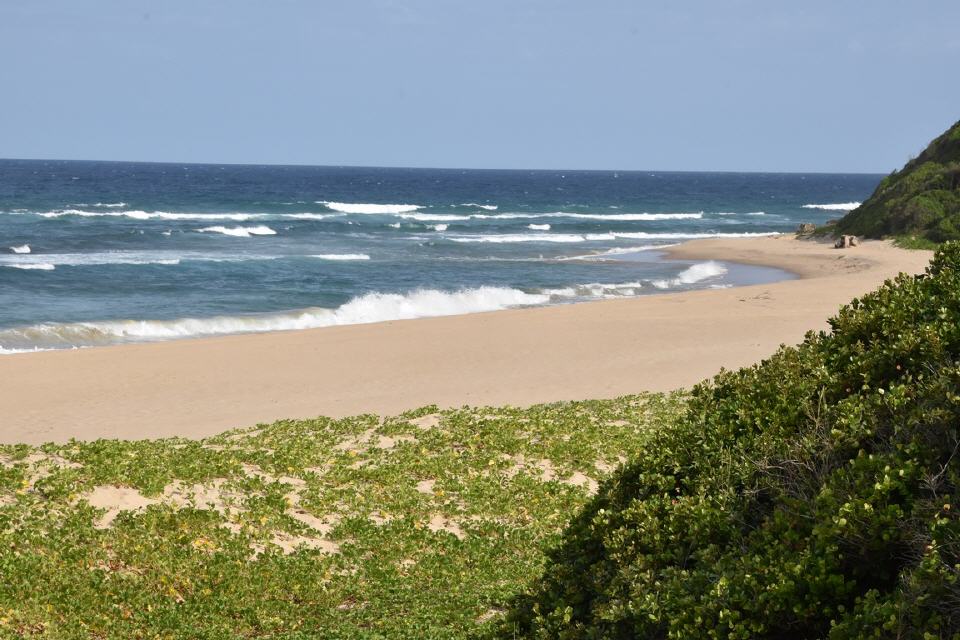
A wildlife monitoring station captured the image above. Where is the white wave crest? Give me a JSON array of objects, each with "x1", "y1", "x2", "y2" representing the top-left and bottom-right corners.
[
  {"x1": 10, "y1": 244, "x2": 31, "y2": 254},
  {"x1": 449, "y1": 233, "x2": 590, "y2": 244},
  {"x1": 541, "y1": 281, "x2": 645, "y2": 298},
  {"x1": 712, "y1": 211, "x2": 766, "y2": 216},
  {"x1": 469, "y1": 211, "x2": 703, "y2": 221},
  {"x1": 284, "y1": 213, "x2": 332, "y2": 220},
  {"x1": 0, "y1": 346, "x2": 57, "y2": 355},
  {"x1": 33, "y1": 209, "x2": 264, "y2": 221},
  {"x1": 71, "y1": 202, "x2": 127, "y2": 208},
  {"x1": 802, "y1": 202, "x2": 861, "y2": 211},
  {"x1": 459, "y1": 203, "x2": 498, "y2": 210},
  {"x1": 651, "y1": 261, "x2": 727, "y2": 289},
  {"x1": 0, "y1": 286, "x2": 549, "y2": 349},
  {"x1": 550, "y1": 212, "x2": 702, "y2": 221},
  {"x1": 5, "y1": 263, "x2": 55, "y2": 271},
  {"x1": 310, "y1": 254, "x2": 371, "y2": 261},
  {"x1": 432, "y1": 224, "x2": 449, "y2": 231},
  {"x1": 198, "y1": 225, "x2": 277, "y2": 237},
  {"x1": 608, "y1": 231, "x2": 780, "y2": 240},
  {"x1": 449, "y1": 231, "x2": 779, "y2": 244},
  {"x1": 398, "y1": 213, "x2": 471, "y2": 222},
  {"x1": 528, "y1": 224, "x2": 551, "y2": 230},
  {"x1": 563, "y1": 245, "x2": 667, "y2": 260},
  {"x1": 319, "y1": 201, "x2": 422, "y2": 214},
  {"x1": 0, "y1": 251, "x2": 187, "y2": 268}
]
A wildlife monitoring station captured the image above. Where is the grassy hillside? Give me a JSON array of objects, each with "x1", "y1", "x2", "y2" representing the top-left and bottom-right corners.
[
  {"x1": 0, "y1": 394, "x2": 685, "y2": 637},
  {"x1": 491, "y1": 244, "x2": 960, "y2": 639},
  {"x1": 838, "y1": 120, "x2": 960, "y2": 243}
]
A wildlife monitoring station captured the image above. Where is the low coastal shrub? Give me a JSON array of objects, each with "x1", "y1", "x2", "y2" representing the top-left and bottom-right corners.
[{"x1": 491, "y1": 243, "x2": 960, "y2": 638}]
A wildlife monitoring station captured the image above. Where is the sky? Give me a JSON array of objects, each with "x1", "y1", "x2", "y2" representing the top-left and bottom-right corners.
[{"x1": 1, "y1": 0, "x2": 958, "y2": 172}]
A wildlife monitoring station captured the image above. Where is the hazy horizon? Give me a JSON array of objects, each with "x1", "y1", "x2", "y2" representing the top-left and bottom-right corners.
[{"x1": 0, "y1": 156, "x2": 892, "y2": 175}]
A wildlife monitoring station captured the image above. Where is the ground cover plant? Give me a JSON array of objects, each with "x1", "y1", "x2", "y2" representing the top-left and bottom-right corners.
[
  {"x1": 0, "y1": 394, "x2": 684, "y2": 638},
  {"x1": 492, "y1": 244, "x2": 960, "y2": 638}
]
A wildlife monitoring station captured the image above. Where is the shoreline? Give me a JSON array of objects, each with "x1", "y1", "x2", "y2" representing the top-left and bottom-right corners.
[{"x1": 0, "y1": 235, "x2": 933, "y2": 444}]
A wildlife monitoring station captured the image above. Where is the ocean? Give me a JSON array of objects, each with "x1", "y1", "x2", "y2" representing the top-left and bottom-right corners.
[{"x1": 0, "y1": 159, "x2": 878, "y2": 353}]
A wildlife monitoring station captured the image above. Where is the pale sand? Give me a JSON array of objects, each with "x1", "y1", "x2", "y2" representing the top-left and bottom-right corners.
[{"x1": 0, "y1": 236, "x2": 933, "y2": 445}]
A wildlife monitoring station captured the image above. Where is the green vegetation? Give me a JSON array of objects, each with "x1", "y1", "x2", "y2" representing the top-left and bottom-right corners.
[
  {"x1": 838, "y1": 120, "x2": 960, "y2": 243},
  {"x1": 894, "y1": 234, "x2": 941, "y2": 251},
  {"x1": 492, "y1": 243, "x2": 960, "y2": 639},
  {"x1": 4, "y1": 247, "x2": 960, "y2": 639},
  {"x1": 0, "y1": 394, "x2": 685, "y2": 637}
]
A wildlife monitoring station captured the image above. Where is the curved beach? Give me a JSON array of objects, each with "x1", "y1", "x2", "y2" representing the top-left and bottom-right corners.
[{"x1": 0, "y1": 235, "x2": 933, "y2": 444}]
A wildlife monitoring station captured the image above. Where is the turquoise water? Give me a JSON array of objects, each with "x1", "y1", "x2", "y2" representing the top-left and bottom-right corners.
[{"x1": 0, "y1": 160, "x2": 877, "y2": 352}]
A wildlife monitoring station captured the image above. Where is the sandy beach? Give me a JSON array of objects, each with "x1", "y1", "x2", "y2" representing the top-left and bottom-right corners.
[{"x1": 0, "y1": 235, "x2": 933, "y2": 444}]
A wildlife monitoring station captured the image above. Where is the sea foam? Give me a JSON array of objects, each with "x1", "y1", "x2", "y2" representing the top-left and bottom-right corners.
[
  {"x1": 449, "y1": 231, "x2": 779, "y2": 243},
  {"x1": 0, "y1": 251, "x2": 185, "y2": 268},
  {"x1": 449, "y1": 233, "x2": 591, "y2": 244},
  {"x1": 33, "y1": 209, "x2": 264, "y2": 221},
  {"x1": 802, "y1": 202, "x2": 861, "y2": 211},
  {"x1": 467, "y1": 212, "x2": 703, "y2": 221},
  {"x1": 319, "y1": 201, "x2": 422, "y2": 214},
  {"x1": 284, "y1": 213, "x2": 332, "y2": 220},
  {"x1": 4, "y1": 263, "x2": 55, "y2": 270},
  {"x1": 198, "y1": 225, "x2": 277, "y2": 237},
  {"x1": 651, "y1": 261, "x2": 727, "y2": 289},
  {"x1": 10, "y1": 244, "x2": 31, "y2": 254},
  {"x1": 398, "y1": 213, "x2": 471, "y2": 222},
  {"x1": 310, "y1": 254, "x2": 371, "y2": 261},
  {"x1": 70, "y1": 202, "x2": 127, "y2": 208},
  {"x1": 0, "y1": 286, "x2": 550, "y2": 349}
]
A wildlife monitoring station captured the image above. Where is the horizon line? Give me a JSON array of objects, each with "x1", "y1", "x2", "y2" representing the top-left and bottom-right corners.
[{"x1": 0, "y1": 156, "x2": 889, "y2": 177}]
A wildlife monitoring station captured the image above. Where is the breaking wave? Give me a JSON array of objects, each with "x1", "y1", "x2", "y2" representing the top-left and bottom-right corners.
[
  {"x1": 450, "y1": 233, "x2": 590, "y2": 244},
  {"x1": 310, "y1": 254, "x2": 371, "y2": 261},
  {"x1": 651, "y1": 261, "x2": 727, "y2": 289},
  {"x1": 319, "y1": 201, "x2": 422, "y2": 214},
  {"x1": 466, "y1": 211, "x2": 703, "y2": 221},
  {"x1": 197, "y1": 225, "x2": 277, "y2": 237},
  {"x1": 4, "y1": 263, "x2": 56, "y2": 271},
  {"x1": 283, "y1": 213, "x2": 332, "y2": 220},
  {"x1": 10, "y1": 244, "x2": 30, "y2": 254},
  {"x1": 0, "y1": 286, "x2": 551, "y2": 350},
  {"x1": 0, "y1": 251, "x2": 187, "y2": 269},
  {"x1": 802, "y1": 202, "x2": 861, "y2": 211},
  {"x1": 448, "y1": 231, "x2": 779, "y2": 243},
  {"x1": 398, "y1": 213, "x2": 471, "y2": 222},
  {"x1": 29, "y1": 209, "x2": 264, "y2": 221},
  {"x1": 563, "y1": 245, "x2": 666, "y2": 260},
  {"x1": 541, "y1": 282, "x2": 645, "y2": 298},
  {"x1": 71, "y1": 202, "x2": 127, "y2": 208}
]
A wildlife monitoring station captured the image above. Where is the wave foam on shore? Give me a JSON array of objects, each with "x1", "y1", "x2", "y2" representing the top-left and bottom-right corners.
[{"x1": 0, "y1": 262, "x2": 734, "y2": 351}]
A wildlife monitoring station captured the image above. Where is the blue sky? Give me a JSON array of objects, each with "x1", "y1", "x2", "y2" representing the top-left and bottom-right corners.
[{"x1": 1, "y1": 1, "x2": 957, "y2": 172}]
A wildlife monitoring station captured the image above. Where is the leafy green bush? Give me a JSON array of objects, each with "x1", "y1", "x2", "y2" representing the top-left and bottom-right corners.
[
  {"x1": 492, "y1": 243, "x2": 960, "y2": 639},
  {"x1": 839, "y1": 121, "x2": 960, "y2": 242}
]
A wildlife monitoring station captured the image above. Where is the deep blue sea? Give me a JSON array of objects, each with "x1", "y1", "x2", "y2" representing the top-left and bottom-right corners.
[{"x1": 0, "y1": 159, "x2": 879, "y2": 353}]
